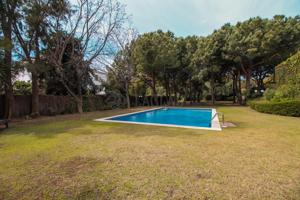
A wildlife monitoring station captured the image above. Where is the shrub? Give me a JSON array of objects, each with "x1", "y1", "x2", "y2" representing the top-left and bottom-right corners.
[
  {"x1": 276, "y1": 50, "x2": 300, "y2": 85},
  {"x1": 249, "y1": 100, "x2": 300, "y2": 117},
  {"x1": 13, "y1": 81, "x2": 32, "y2": 95},
  {"x1": 272, "y1": 84, "x2": 300, "y2": 102},
  {"x1": 205, "y1": 95, "x2": 212, "y2": 101},
  {"x1": 264, "y1": 88, "x2": 276, "y2": 101}
]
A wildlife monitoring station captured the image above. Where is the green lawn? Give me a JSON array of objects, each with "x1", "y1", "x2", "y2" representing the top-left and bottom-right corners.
[{"x1": 0, "y1": 106, "x2": 300, "y2": 200}]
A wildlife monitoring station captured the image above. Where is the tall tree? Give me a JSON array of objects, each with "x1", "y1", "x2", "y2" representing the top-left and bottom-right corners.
[
  {"x1": 45, "y1": 34, "x2": 97, "y2": 96},
  {"x1": 224, "y1": 17, "x2": 267, "y2": 97},
  {"x1": 105, "y1": 26, "x2": 137, "y2": 108},
  {"x1": 0, "y1": 0, "x2": 19, "y2": 119},
  {"x1": 193, "y1": 29, "x2": 227, "y2": 104},
  {"x1": 132, "y1": 30, "x2": 178, "y2": 105},
  {"x1": 175, "y1": 36, "x2": 199, "y2": 102},
  {"x1": 46, "y1": 0, "x2": 127, "y2": 113},
  {"x1": 12, "y1": 0, "x2": 54, "y2": 117},
  {"x1": 224, "y1": 16, "x2": 300, "y2": 98}
]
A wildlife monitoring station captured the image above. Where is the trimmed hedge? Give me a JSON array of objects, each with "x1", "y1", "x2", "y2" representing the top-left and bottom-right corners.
[
  {"x1": 249, "y1": 101, "x2": 300, "y2": 117},
  {"x1": 276, "y1": 50, "x2": 300, "y2": 86}
]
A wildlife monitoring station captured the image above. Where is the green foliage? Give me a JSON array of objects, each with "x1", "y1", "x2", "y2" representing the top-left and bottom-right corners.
[
  {"x1": 257, "y1": 52, "x2": 300, "y2": 116},
  {"x1": 276, "y1": 50, "x2": 300, "y2": 86},
  {"x1": 263, "y1": 52, "x2": 300, "y2": 102},
  {"x1": 45, "y1": 33, "x2": 97, "y2": 96},
  {"x1": 132, "y1": 30, "x2": 178, "y2": 80},
  {"x1": 254, "y1": 51, "x2": 300, "y2": 115},
  {"x1": 105, "y1": 41, "x2": 135, "y2": 103},
  {"x1": 272, "y1": 83, "x2": 300, "y2": 102},
  {"x1": 264, "y1": 88, "x2": 276, "y2": 101},
  {"x1": 250, "y1": 100, "x2": 300, "y2": 117},
  {"x1": 13, "y1": 80, "x2": 32, "y2": 95}
]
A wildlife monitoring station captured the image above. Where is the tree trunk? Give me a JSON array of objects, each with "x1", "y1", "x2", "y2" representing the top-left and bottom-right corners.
[
  {"x1": 152, "y1": 73, "x2": 158, "y2": 106},
  {"x1": 164, "y1": 74, "x2": 170, "y2": 105},
  {"x1": 3, "y1": 26, "x2": 13, "y2": 119},
  {"x1": 152, "y1": 87, "x2": 157, "y2": 106},
  {"x1": 76, "y1": 71, "x2": 83, "y2": 114},
  {"x1": 189, "y1": 80, "x2": 192, "y2": 101},
  {"x1": 232, "y1": 73, "x2": 237, "y2": 103},
  {"x1": 76, "y1": 96, "x2": 83, "y2": 114},
  {"x1": 245, "y1": 67, "x2": 252, "y2": 97},
  {"x1": 240, "y1": 57, "x2": 252, "y2": 98},
  {"x1": 133, "y1": 86, "x2": 138, "y2": 107},
  {"x1": 197, "y1": 92, "x2": 201, "y2": 103},
  {"x1": 184, "y1": 84, "x2": 188, "y2": 103},
  {"x1": 241, "y1": 57, "x2": 252, "y2": 97},
  {"x1": 258, "y1": 78, "x2": 264, "y2": 92},
  {"x1": 172, "y1": 76, "x2": 177, "y2": 105},
  {"x1": 4, "y1": 67, "x2": 13, "y2": 119},
  {"x1": 210, "y1": 74, "x2": 215, "y2": 105},
  {"x1": 125, "y1": 82, "x2": 130, "y2": 108},
  {"x1": 238, "y1": 71, "x2": 242, "y2": 105},
  {"x1": 31, "y1": 71, "x2": 39, "y2": 117},
  {"x1": 31, "y1": 34, "x2": 40, "y2": 117}
]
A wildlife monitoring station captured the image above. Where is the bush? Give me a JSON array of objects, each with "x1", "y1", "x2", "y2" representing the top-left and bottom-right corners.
[
  {"x1": 264, "y1": 88, "x2": 276, "y2": 101},
  {"x1": 249, "y1": 100, "x2": 300, "y2": 117},
  {"x1": 272, "y1": 84, "x2": 300, "y2": 102},
  {"x1": 205, "y1": 95, "x2": 212, "y2": 101},
  {"x1": 276, "y1": 50, "x2": 300, "y2": 85}
]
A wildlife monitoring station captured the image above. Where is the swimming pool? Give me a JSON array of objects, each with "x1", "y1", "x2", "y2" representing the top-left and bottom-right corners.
[{"x1": 96, "y1": 108, "x2": 221, "y2": 131}]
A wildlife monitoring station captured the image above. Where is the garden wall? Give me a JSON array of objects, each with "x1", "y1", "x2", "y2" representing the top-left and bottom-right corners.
[
  {"x1": 0, "y1": 95, "x2": 170, "y2": 119},
  {"x1": 0, "y1": 95, "x2": 105, "y2": 118}
]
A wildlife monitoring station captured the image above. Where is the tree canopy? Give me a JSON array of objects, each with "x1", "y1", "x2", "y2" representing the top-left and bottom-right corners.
[{"x1": 1, "y1": 0, "x2": 300, "y2": 118}]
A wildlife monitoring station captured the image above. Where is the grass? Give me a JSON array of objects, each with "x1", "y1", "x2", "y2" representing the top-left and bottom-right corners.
[{"x1": 0, "y1": 106, "x2": 300, "y2": 199}]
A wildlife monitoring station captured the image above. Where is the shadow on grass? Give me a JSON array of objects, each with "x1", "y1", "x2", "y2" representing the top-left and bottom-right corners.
[
  {"x1": 0, "y1": 118, "x2": 213, "y2": 140},
  {"x1": 89, "y1": 121, "x2": 214, "y2": 138},
  {"x1": 0, "y1": 120, "x2": 88, "y2": 139},
  {"x1": 0, "y1": 106, "x2": 232, "y2": 139}
]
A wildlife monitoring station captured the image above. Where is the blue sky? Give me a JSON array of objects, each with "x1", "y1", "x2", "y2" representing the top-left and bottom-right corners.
[{"x1": 120, "y1": 0, "x2": 300, "y2": 37}]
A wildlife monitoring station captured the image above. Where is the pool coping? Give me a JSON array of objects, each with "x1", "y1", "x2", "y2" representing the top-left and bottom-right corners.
[{"x1": 94, "y1": 107, "x2": 222, "y2": 131}]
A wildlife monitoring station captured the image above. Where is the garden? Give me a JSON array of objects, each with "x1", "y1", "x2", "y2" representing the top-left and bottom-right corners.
[
  {"x1": 1, "y1": 106, "x2": 300, "y2": 199},
  {"x1": 0, "y1": 0, "x2": 300, "y2": 199}
]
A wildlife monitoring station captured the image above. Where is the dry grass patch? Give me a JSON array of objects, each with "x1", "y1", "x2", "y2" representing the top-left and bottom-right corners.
[{"x1": 0, "y1": 106, "x2": 299, "y2": 199}]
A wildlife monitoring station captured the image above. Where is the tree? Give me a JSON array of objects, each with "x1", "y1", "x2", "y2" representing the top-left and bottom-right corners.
[
  {"x1": 105, "y1": 26, "x2": 137, "y2": 108},
  {"x1": 224, "y1": 16, "x2": 300, "y2": 98},
  {"x1": 175, "y1": 36, "x2": 199, "y2": 102},
  {"x1": 106, "y1": 47, "x2": 135, "y2": 108},
  {"x1": 193, "y1": 29, "x2": 228, "y2": 104},
  {"x1": 12, "y1": 0, "x2": 54, "y2": 117},
  {"x1": 0, "y1": 0, "x2": 19, "y2": 119},
  {"x1": 13, "y1": 80, "x2": 32, "y2": 95},
  {"x1": 45, "y1": 34, "x2": 97, "y2": 96},
  {"x1": 96, "y1": 15, "x2": 300, "y2": 106},
  {"x1": 132, "y1": 30, "x2": 178, "y2": 105},
  {"x1": 224, "y1": 17, "x2": 267, "y2": 98},
  {"x1": 46, "y1": 0, "x2": 127, "y2": 113}
]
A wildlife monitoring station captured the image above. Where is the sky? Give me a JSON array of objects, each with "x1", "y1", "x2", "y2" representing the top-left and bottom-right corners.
[
  {"x1": 16, "y1": 0, "x2": 300, "y2": 82},
  {"x1": 120, "y1": 0, "x2": 300, "y2": 37}
]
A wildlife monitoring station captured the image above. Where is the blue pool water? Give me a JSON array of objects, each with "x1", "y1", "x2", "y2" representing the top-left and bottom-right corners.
[{"x1": 107, "y1": 108, "x2": 212, "y2": 128}]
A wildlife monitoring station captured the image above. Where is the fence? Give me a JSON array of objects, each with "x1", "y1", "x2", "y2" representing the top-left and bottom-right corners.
[
  {"x1": 0, "y1": 95, "x2": 171, "y2": 118},
  {"x1": 0, "y1": 95, "x2": 105, "y2": 118}
]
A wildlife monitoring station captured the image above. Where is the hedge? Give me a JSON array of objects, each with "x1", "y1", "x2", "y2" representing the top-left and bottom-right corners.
[
  {"x1": 249, "y1": 100, "x2": 300, "y2": 117},
  {"x1": 275, "y1": 50, "x2": 300, "y2": 86}
]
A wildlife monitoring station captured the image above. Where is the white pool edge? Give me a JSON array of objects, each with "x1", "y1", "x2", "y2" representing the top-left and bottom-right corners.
[{"x1": 94, "y1": 107, "x2": 222, "y2": 131}]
